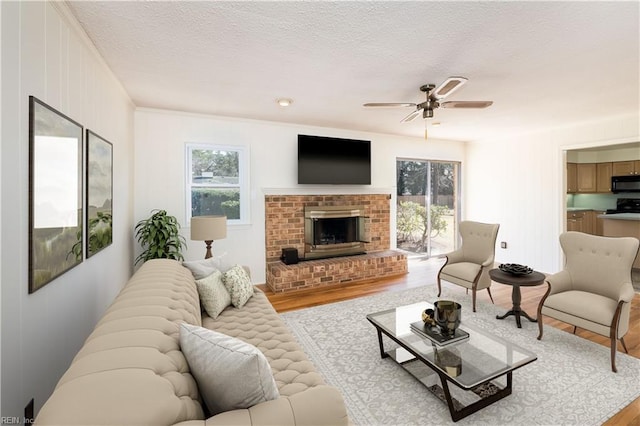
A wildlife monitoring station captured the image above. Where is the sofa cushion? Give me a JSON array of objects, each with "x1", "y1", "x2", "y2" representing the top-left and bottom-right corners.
[
  {"x1": 202, "y1": 290, "x2": 327, "y2": 397},
  {"x1": 183, "y1": 258, "x2": 220, "y2": 280},
  {"x1": 180, "y1": 323, "x2": 279, "y2": 416},
  {"x1": 222, "y1": 265, "x2": 254, "y2": 308},
  {"x1": 195, "y1": 270, "x2": 231, "y2": 319}
]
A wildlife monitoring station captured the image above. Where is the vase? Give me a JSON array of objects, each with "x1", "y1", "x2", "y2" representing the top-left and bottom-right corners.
[{"x1": 434, "y1": 300, "x2": 462, "y2": 336}]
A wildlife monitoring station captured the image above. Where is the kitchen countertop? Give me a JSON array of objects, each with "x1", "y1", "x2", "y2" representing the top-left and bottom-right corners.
[{"x1": 597, "y1": 213, "x2": 640, "y2": 221}]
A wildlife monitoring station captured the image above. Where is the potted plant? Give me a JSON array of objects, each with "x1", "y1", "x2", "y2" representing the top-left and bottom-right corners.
[{"x1": 134, "y1": 209, "x2": 187, "y2": 265}]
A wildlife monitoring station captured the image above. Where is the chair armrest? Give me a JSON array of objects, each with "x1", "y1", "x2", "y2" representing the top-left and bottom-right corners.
[
  {"x1": 444, "y1": 249, "x2": 464, "y2": 265},
  {"x1": 480, "y1": 257, "x2": 494, "y2": 268},
  {"x1": 545, "y1": 270, "x2": 572, "y2": 295},
  {"x1": 619, "y1": 282, "x2": 635, "y2": 304},
  {"x1": 205, "y1": 386, "x2": 349, "y2": 426}
]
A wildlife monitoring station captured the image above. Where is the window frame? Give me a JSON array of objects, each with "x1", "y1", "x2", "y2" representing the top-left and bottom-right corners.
[{"x1": 186, "y1": 143, "x2": 250, "y2": 226}]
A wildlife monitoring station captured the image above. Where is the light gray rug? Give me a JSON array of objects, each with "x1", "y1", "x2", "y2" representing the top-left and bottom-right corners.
[{"x1": 281, "y1": 285, "x2": 640, "y2": 425}]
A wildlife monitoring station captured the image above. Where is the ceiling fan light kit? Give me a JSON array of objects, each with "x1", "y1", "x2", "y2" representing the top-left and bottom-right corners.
[{"x1": 363, "y1": 76, "x2": 493, "y2": 124}]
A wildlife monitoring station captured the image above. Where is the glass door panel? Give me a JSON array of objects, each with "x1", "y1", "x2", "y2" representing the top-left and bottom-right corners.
[{"x1": 397, "y1": 159, "x2": 460, "y2": 257}]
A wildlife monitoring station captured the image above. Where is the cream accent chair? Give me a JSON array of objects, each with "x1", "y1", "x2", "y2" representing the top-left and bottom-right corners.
[
  {"x1": 537, "y1": 232, "x2": 639, "y2": 372},
  {"x1": 437, "y1": 221, "x2": 500, "y2": 312}
]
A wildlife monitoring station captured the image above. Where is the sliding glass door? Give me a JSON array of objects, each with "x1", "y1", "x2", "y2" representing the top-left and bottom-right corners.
[{"x1": 396, "y1": 159, "x2": 460, "y2": 257}]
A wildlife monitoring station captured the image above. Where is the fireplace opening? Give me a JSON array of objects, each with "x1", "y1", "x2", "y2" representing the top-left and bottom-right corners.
[{"x1": 304, "y1": 205, "x2": 368, "y2": 260}]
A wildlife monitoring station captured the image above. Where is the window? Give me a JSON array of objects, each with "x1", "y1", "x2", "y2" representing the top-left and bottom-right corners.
[{"x1": 186, "y1": 144, "x2": 249, "y2": 224}]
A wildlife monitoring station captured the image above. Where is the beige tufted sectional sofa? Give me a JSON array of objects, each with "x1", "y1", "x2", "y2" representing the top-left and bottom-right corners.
[{"x1": 35, "y1": 259, "x2": 349, "y2": 425}]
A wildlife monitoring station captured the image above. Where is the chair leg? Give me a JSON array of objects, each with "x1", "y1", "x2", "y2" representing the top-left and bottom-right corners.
[
  {"x1": 472, "y1": 289, "x2": 477, "y2": 313},
  {"x1": 620, "y1": 337, "x2": 629, "y2": 354},
  {"x1": 610, "y1": 301, "x2": 625, "y2": 373},
  {"x1": 536, "y1": 283, "x2": 551, "y2": 341},
  {"x1": 572, "y1": 326, "x2": 577, "y2": 334},
  {"x1": 536, "y1": 314, "x2": 544, "y2": 340},
  {"x1": 486, "y1": 287, "x2": 494, "y2": 305},
  {"x1": 610, "y1": 334, "x2": 618, "y2": 373}
]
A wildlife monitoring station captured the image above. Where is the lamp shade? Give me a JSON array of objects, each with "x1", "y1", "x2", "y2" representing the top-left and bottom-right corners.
[{"x1": 190, "y1": 215, "x2": 227, "y2": 241}]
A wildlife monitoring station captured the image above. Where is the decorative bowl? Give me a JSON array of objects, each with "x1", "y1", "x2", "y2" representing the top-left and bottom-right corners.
[
  {"x1": 422, "y1": 308, "x2": 436, "y2": 326},
  {"x1": 499, "y1": 263, "x2": 533, "y2": 275}
]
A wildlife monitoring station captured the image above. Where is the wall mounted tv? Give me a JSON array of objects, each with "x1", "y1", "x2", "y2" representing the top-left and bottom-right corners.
[{"x1": 297, "y1": 134, "x2": 371, "y2": 185}]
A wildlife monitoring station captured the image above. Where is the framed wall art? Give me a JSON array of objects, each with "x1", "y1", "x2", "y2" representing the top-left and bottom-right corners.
[
  {"x1": 86, "y1": 130, "x2": 113, "y2": 257},
  {"x1": 29, "y1": 96, "x2": 84, "y2": 293}
]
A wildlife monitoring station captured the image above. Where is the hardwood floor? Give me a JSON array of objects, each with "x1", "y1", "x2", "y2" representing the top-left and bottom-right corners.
[{"x1": 257, "y1": 256, "x2": 640, "y2": 426}]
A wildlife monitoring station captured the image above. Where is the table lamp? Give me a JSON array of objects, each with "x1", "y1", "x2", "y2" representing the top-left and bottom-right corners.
[{"x1": 190, "y1": 215, "x2": 227, "y2": 259}]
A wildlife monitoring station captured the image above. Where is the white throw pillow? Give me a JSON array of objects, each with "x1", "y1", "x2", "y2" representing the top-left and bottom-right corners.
[
  {"x1": 182, "y1": 258, "x2": 220, "y2": 280},
  {"x1": 179, "y1": 323, "x2": 279, "y2": 415},
  {"x1": 195, "y1": 270, "x2": 231, "y2": 319},
  {"x1": 222, "y1": 265, "x2": 254, "y2": 308}
]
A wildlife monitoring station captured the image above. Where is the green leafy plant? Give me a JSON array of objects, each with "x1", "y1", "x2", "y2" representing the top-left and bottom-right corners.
[
  {"x1": 134, "y1": 209, "x2": 187, "y2": 265},
  {"x1": 396, "y1": 201, "x2": 449, "y2": 250}
]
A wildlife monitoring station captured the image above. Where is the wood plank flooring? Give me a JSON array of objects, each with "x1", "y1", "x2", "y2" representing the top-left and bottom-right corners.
[{"x1": 257, "y1": 256, "x2": 640, "y2": 426}]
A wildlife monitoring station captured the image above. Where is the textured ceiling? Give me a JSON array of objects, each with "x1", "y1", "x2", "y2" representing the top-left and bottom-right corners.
[{"x1": 67, "y1": 1, "x2": 639, "y2": 142}]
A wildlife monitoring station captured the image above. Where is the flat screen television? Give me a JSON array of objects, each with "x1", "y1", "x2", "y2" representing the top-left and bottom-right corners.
[{"x1": 297, "y1": 134, "x2": 371, "y2": 185}]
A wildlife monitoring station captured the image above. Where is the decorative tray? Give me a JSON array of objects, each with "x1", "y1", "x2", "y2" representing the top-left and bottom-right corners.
[
  {"x1": 499, "y1": 263, "x2": 533, "y2": 275},
  {"x1": 410, "y1": 321, "x2": 469, "y2": 346}
]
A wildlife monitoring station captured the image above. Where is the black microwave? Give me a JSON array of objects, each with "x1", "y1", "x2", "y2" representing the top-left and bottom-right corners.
[{"x1": 611, "y1": 175, "x2": 640, "y2": 193}]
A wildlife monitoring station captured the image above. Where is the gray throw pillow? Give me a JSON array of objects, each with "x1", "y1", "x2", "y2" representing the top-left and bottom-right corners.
[
  {"x1": 195, "y1": 270, "x2": 231, "y2": 319},
  {"x1": 222, "y1": 265, "x2": 254, "y2": 308},
  {"x1": 179, "y1": 323, "x2": 279, "y2": 415},
  {"x1": 182, "y1": 258, "x2": 219, "y2": 280}
]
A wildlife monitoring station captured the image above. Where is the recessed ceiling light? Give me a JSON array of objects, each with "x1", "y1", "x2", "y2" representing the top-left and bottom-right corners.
[{"x1": 277, "y1": 98, "x2": 293, "y2": 107}]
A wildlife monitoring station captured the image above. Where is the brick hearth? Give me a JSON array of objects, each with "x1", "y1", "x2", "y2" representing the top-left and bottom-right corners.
[
  {"x1": 264, "y1": 194, "x2": 408, "y2": 292},
  {"x1": 266, "y1": 250, "x2": 407, "y2": 292}
]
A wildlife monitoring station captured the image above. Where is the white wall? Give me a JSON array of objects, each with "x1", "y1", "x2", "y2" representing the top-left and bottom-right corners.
[
  {"x1": 567, "y1": 145, "x2": 640, "y2": 163},
  {"x1": 1, "y1": 2, "x2": 135, "y2": 418},
  {"x1": 465, "y1": 114, "x2": 640, "y2": 273},
  {"x1": 134, "y1": 109, "x2": 466, "y2": 282}
]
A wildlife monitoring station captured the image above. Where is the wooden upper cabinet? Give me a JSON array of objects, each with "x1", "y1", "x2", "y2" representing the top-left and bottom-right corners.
[
  {"x1": 567, "y1": 162, "x2": 577, "y2": 193},
  {"x1": 612, "y1": 160, "x2": 640, "y2": 176},
  {"x1": 596, "y1": 162, "x2": 612, "y2": 192},
  {"x1": 576, "y1": 163, "x2": 597, "y2": 192}
]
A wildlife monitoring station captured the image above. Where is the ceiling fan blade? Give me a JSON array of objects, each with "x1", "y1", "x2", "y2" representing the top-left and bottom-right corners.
[
  {"x1": 440, "y1": 100, "x2": 493, "y2": 109},
  {"x1": 363, "y1": 102, "x2": 416, "y2": 108},
  {"x1": 433, "y1": 76, "x2": 468, "y2": 99},
  {"x1": 401, "y1": 108, "x2": 422, "y2": 122}
]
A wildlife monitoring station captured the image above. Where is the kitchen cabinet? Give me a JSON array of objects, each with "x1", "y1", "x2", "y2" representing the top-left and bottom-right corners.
[
  {"x1": 596, "y1": 162, "x2": 612, "y2": 193},
  {"x1": 612, "y1": 160, "x2": 640, "y2": 176},
  {"x1": 566, "y1": 162, "x2": 577, "y2": 193},
  {"x1": 576, "y1": 163, "x2": 597, "y2": 192},
  {"x1": 567, "y1": 211, "x2": 593, "y2": 234}
]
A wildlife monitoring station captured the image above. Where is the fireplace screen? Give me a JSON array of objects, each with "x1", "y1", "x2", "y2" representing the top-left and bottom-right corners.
[{"x1": 304, "y1": 205, "x2": 368, "y2": 260}]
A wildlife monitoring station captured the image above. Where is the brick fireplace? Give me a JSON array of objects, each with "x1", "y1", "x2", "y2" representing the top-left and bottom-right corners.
[{"x1": 265, "y1": 194, "x2": 407, "y2": 292}]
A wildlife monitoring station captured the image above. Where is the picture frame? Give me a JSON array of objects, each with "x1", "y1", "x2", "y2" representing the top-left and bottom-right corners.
[
  {"x1": 86, "y1": 130, "x2": 113, "y2": 258},
  {"x1": 29, "y1": 96, "x2": 84, "y2": 293}
]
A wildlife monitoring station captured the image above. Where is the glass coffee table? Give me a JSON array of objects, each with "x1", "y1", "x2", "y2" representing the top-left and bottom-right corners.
[{"x1": 366, "y1": 301, "x2": 537, "y2": 422}]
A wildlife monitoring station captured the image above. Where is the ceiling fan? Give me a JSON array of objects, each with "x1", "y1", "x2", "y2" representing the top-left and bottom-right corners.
[{"x1": 363, "y1": 76, "x2": 493, "y2": 122}]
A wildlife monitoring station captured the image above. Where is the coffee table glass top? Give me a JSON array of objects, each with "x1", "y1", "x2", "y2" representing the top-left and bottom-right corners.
[{"x1": 366, "y1": 302, "x2": 537, "y2": 389}]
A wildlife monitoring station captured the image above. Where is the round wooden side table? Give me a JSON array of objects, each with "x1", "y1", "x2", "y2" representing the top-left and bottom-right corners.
[{"x1": 489, "y1": 268, "x2": 546, "y2": 328}]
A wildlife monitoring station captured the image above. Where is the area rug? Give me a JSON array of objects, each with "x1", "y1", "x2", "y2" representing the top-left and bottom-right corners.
[{"x1": 281, "y1": 285, "x2": 640, "y2": 426}]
